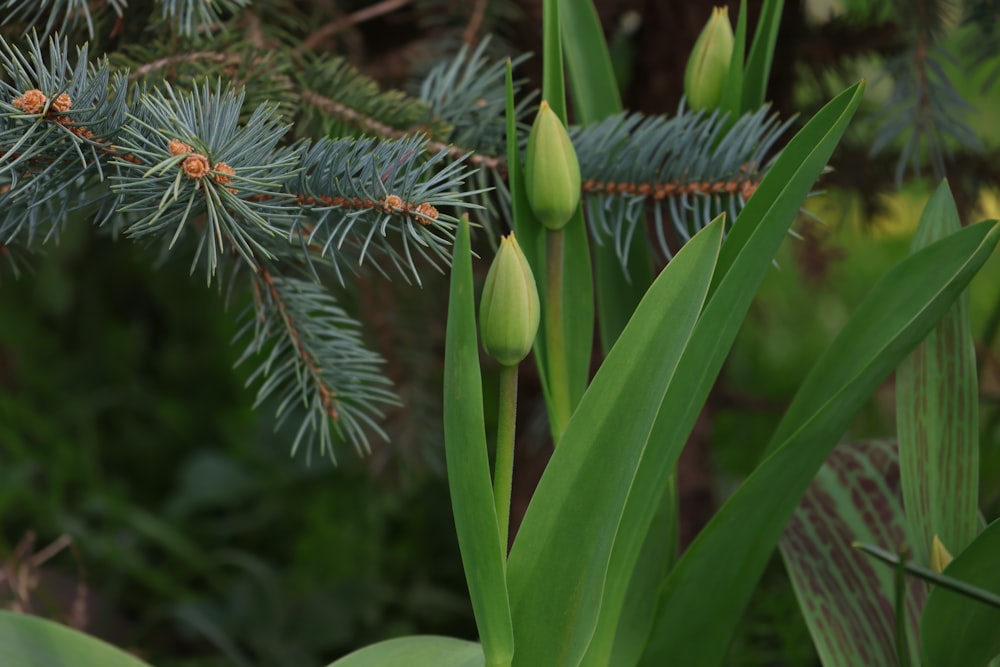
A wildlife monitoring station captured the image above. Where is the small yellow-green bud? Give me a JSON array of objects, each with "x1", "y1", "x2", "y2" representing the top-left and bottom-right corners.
[
  {"x1": 479, "y1": 233, "x2": 540, "y2": 367},
  {"x1": 525, "y1": 100, "x2": 581, "y2": 231},
  {"x1": 930, "y1": 534, "x2": 954, "y2": 574},
  {"x1": 684, "y1": 7, "x2": 734, "y2": 111}
]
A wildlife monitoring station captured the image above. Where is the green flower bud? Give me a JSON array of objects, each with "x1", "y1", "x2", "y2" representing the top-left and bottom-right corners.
[
  {"x1": 479, "y1": 233, "x2": 540, "y2": 367},
  {"x1": 525, "y1": 100, "x2": 581, "y2": 231},
  {"x1": 684, "y1": 7, "x2": 734, "y2": 111}
]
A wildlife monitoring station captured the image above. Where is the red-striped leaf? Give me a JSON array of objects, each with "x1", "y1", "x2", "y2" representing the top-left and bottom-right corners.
[
  {"x1": 896, "y1": 180, "x2": 981, "y2": 566},
  {"x1": 780, "y1": 440, "x2": 926, "y2": 667}
]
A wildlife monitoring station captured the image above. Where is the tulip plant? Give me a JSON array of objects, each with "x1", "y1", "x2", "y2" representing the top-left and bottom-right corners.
[{"x1": 3, "y1": 2, "x2": 999, "y2": 666}]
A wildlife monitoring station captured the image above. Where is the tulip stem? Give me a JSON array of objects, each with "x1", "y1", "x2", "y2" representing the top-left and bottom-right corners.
[
  {"x1": 545, "y1": 228, "x2": 571, "y2": 442},
  {"x1": 493, "y1": 363, "x2": 518, "y2": 559}
]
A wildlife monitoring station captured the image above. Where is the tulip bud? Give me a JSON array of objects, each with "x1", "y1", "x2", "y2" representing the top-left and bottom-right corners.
[
  {"x1": 684, "y1": 7, "x2": 734, "y2": 111},
  {"x1": 525, "y1": 101, "x2": 581, "y2": 231},
  {"x1": 479, "y1": 233, "x2": 540, "y2": 367},
  {"x1": 930, "y1": 534, "x2": 953, "y2": 574}
]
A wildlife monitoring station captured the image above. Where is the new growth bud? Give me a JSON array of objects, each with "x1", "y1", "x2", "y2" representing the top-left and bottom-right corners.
[
  {"x1": 930, "y1": 534, "x2": 954, "y2": 574},
  {"x1": 479, "y1": 233, "x2": 540, "y2": 367},
  {"x1": 525, "y1": 101, "x2": 581, "y2": 231},
  {"x1": 684, "y1": 7, "x2": 734, "y2": 111}
]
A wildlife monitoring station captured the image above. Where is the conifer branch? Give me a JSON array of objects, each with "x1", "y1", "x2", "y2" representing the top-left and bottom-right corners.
[
  {"x1": 1, "y1": 32, "x2": 484, "y2": 457},
  {"x1": 236, "y1": 267, "x2": 397, "y2": 462},
  {"x1": 574, "y1": 103, "x2": 793, "y2": 265},
  {"x1": 866, "y1": 0, "x2": 982, "y2": 183}
]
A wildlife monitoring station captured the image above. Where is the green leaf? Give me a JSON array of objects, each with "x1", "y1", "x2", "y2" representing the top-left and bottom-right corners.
[
  {"x1": 558, "y1": 0, "x2": 651, "y2": 358},
  {"x1": 443, "y1": 216, "x2": 514, "y2": 667},
  {"x1": 595, "y1": 82, "x2": 864, "y2": 667},
  {"x1": 921, "y1": 518, "x2": 1000, "y2": 667},
  {"x1": 897, "y1": 180, "x2": 980, "y2": 566},
  {"x1": 327, "y1": 635, "x2": 484, "y2": 667},
  {"x1": 562, "y1": 210, "x2": 594, "y2": 410},
  {"x1": 0, "y1": 610, "x2": 153, "y2": 667},
  {"x1": 506, "y1": 216, "x2": 725, "y2": 667},
  {"x1": 558, "y1": 0, "x2": 621, "y2": 121},
  {"x1": 541, "y1": 0, "x2": 566, "y2": 120},
  {"x1": 779, "y1": 440, "x2": 925, "y2": 667},
  {"x1": 719, "y1": 0, "x2": 747, "y2": 124},
  {"x1": 641, "y1": 219, "x2": 1000, "y2": 667},
  {"x1": 581, "y1": 476, "x2": 678, "y2": 667},
  {"x1": 741, "y1": 0, "x2": 784, "y2": 111}
]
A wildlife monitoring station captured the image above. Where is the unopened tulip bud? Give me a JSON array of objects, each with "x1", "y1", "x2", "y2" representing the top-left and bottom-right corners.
[
  {"x1": 479, "y1": 233, "x2": 540, "y2": 367},
  {"x1": 525, "y1": 101, "x2": 581, "y2": 231},
  {"x1": 684, "y1": 7, "x2": 734, "y2": 111}
]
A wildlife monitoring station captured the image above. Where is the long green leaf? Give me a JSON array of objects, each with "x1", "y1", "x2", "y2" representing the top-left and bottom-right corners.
[
  {"x1": 779, "y1": 440, "x2": 925, "y2": 667},
  {"x1": 506, "y1": 216, "x2": 725, "y2": 667},
  {"x1": 557, "y1": 0, "x2": 652, "y2": 356},
  {"x1": 719, "y1": 0, "x2": 748, "y2": 125},
  {"x1": 558, "y1": 0, "x2": 621, "y2": 121},
  {"x1": 921, "y1": 518, "x2": 1000, "y2": 667},
  {"x1": 541, "y1": 0, "x2": 566, "y2": 121},
  {"x1": 443, "y1": 216, "x2": 513, "y2": 667},
  {"x1": 741, "y1": 0, "x2": 784, "y2": 111},
  {"x1": 897, "y1": 180, "x2": 980, "y2": 566},
  {"x1": 588, "y1": 82, "x2": 864, "y2": 667},
  {"x1": 641, "y1": 219, "x2": 1000, "y2": 667},
  {"x1": 0, "y1": 610, "x2": 152, "y2": 667},
  {"x1": 328, "y1": 636, "x2": 484, "y2": 667}
]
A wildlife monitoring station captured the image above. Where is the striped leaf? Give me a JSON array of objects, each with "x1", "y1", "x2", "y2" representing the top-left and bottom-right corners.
[
  {"x1": 779, "y1": 439, "x2": 926, "y2": 666},
  {"x1": 896, "y1": 180, "x2": 981, "y2": 566}
]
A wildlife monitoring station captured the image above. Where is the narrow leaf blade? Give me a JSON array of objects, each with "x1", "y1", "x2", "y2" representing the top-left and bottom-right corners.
[
  {"x1": 559, "y1": 0, "x2": 652, "y2": 357},
  {"x1": 443, "y1": 217, "x2": 514, "y2": 666},
  {"x1": 742, "y1": 0, "x2": 784, "y2": 111},
  {"x1": 897, "y1": 180, "x2": 980, "y2": 566},
  {"x1": 558, "y1": 0, "x2": 621, "y2": 121},
  {"x1": 719, "y1": 0, "x2": 748, "y2": 123}
]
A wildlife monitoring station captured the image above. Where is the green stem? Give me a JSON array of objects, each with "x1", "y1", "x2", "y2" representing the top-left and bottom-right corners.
[
  {"x1": 493, "y1": 364, "x2": 518, "y2": 559},
  {"x1": 546, "y1": 228, "x2": 572, "y2": 442}
]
